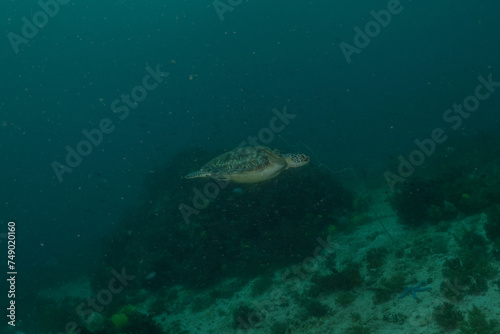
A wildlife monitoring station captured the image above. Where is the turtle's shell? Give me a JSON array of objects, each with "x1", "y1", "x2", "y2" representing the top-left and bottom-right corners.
[{"x1": 202, "y1": 146, "x2": 283, "y2": 175}]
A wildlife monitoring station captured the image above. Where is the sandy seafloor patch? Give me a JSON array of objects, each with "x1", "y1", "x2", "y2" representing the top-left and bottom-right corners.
[
  {"x1": 147, "y1": 192, "x2": 499, "y2": 334},
  {"x1": 37, "y1": 189, "x2": 500, "y2": 334}
]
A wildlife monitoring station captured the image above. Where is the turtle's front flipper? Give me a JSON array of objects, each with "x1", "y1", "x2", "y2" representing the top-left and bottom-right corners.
[{"x1": 260, "y1": 147, "x2": 283, "y2": 164}]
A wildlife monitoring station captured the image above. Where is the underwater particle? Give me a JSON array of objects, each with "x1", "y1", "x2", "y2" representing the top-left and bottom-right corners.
[
  {"x1": 232, "y1": 187, "x2": 244, "y2": 195},
  {"x1": 145, "y1": 271, "x2": 156, "y2": 280}
]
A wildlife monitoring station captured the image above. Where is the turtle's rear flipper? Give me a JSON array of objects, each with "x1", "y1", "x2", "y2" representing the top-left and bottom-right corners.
[
  {"x1": 184, "y1": 170, "x2": 207, "y2": 179},
  {"x1": 212, "y1": 175, "x2": 230, "y2": 183}
]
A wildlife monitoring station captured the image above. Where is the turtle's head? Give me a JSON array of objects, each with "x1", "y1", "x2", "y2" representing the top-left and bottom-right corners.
[{"x1": 284, "y1": 153, "x2": 310, "y2": 168}]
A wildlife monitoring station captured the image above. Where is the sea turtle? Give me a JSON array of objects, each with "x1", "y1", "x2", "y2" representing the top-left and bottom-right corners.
[{"x1": 184, "y1": 146, "x2": 310, "y2": 183}]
